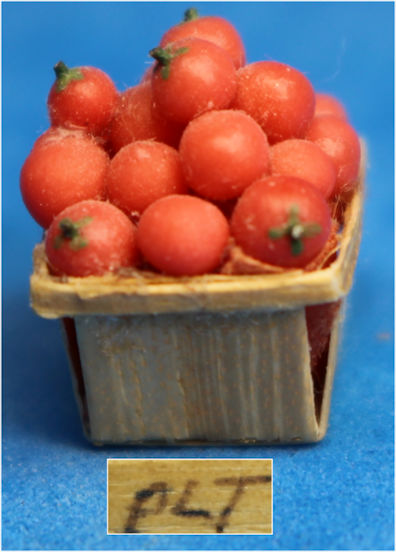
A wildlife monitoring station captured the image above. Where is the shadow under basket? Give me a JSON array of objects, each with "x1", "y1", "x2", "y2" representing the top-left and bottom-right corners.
[{"x1": 30, "y1": 184, "x2": 363, "y2": 445}]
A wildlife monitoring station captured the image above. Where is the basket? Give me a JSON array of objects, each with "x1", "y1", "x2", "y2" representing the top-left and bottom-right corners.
[{"x1": 30, "y1": 164, "x2": 364, "y2": 445}]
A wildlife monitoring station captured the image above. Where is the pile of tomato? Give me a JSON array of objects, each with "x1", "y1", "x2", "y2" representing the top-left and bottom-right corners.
[{"x1": 21, "y1": 8, "x2": 361, "y2": 278}]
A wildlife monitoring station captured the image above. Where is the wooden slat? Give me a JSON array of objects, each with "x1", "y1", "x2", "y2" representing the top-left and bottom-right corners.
[
  {"x1": 73, "y1": 306, "x2": 322, "y2": 445},
  {"x1": 107, "y1": 459, "x2": 272, "y2": 534}
]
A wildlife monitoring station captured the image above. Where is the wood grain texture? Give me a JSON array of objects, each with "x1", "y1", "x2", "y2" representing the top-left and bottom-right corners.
[
  {"x1": 107, "y1": 459, "x2": 272, "y2": 534},
  {"x1": 73, "y1": 307, "x2": 324, "y2": 444}
]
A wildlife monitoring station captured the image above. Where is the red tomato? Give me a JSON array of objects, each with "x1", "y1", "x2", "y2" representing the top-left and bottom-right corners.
[
  {"x1": 32, "y1": 125, "x2": 109, "y2": 151},
  {"x1": 179, "y1": 109, "x2": 269, "y2": 201},
  {"x1": 31, "y1": 126, "x2": 88, "y2": 149},
  {"x1": 232, "y1": 61, "x2": 315, "y2": 144},
  {"x1": 47, "y1": 61, "x2": 118, "y2": 135},
  {"x1": 106, "y1": 82, "x2": 184, "y2": 154},
  {"x1": 150, "y1": 37, "x2": 237, "y2": 125},
  {"x1": 160, "y1": 8, "x2": 246, "y2": 69},
  {"x1": 305, "y1": 115, "x2": 361, "y2": 195},
  {"x1": 20, "y1": 131, "x2": 109, "y2": 228},
  {"x1": 270, "y1": 139, "x2": 336, "y2": 199},
  {"x1": 230, "y1": 175, "x2": 332, "y2": 268},
  {"x1": 315, "y1": 93, "x2": 348, "y2": 120},
  {"x1": 107, "y1": 140, "x2": 187, "y2": 216},
  {"x1": 137, "y1": 195, "x2": 230, "y2": 276},
  {"x1": 45, "y1": 200, "x2": 137, "y2": 276}
]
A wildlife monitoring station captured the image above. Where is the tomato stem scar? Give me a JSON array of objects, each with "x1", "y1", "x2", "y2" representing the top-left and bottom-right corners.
[
  {"x1": 268, "y1": 204, "x2": 321, "y2": 256},
  {"x1": 183, "y1": 7, "x2": 199, "y2": 22},
  {"x1": 54, "y1": 216, "x2": 92, "y2": 251},
  {"x1": 53, "y1": 61, "x2": 84, "y2": 92},
  {"x1": 149, "y1": 45, "x2": 189, "y2": 80}
]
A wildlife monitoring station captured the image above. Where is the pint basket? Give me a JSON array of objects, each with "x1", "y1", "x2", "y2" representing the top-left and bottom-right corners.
[{"x1": 30, "y1": 167, "x2": 364, "y2": 445}]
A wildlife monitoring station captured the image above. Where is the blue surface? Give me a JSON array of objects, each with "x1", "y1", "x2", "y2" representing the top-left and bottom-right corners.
[{"x1": 2, "y1": 2, "x2": 394, "y2": 550}]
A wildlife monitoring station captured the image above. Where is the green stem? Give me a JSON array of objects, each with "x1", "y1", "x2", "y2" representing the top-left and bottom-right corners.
[
  {"x1": 53, "y1": 60, "x2": 84, "y2": 92},
  {"x1": 268, "y1": 205, "x2": 322, "y2": 257},
  {"x1": 54, "y1": 216, "x2": 92, "y2": 251},
  {"x1": 183, "y1": 7, "x2": 199, "y2": 21},
  {"x1": 149, "y1": 45, "x2": 189, "y2": 80},
  {"x1": 149, "y1": 47, "x2": 173, "y2": 66}
]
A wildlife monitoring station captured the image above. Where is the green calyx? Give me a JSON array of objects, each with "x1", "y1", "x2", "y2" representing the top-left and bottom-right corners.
[
  {"x1": 183, "y1": 7, "x2": 199, "y2": 22},
  {"x1": 54, "y1": 216, "x2": 93, "y2": 251},
  {"x1": 53, "y1": 61, "x2": 84, "y2": 92},
  {"x1": 268, "y1": 205, "x2": 322, "y2": 256},
  {"x1": 149, "y1": 45, "x2": 189, "y2": 80}
]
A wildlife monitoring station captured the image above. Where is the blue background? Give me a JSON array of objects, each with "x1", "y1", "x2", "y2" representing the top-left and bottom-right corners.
[{"x1": 2, "y1": 2, "x2": 394, "y2": 550}]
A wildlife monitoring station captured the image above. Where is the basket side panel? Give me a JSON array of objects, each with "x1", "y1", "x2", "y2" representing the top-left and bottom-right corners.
[
  {"x1": 74, "y1": 315, "x2": 190, "y2": 442},
  {"x1": 74, "y1": 309, "x2": 319, "y2": 444}
]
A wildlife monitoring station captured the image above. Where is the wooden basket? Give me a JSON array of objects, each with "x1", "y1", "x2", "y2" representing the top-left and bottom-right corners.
[{"x1": 30, "y1": 172, "x2": 364, "y2": 445}]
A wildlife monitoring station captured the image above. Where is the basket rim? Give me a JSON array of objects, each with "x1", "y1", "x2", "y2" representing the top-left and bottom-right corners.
[{"x1": 30, "y1": 155, "x2": 365, "y2": 318}]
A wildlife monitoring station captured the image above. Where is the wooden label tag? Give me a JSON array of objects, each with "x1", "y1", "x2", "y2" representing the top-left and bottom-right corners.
[{"x1": 108, "y1": 459, "x2": 272, "y2": 534}]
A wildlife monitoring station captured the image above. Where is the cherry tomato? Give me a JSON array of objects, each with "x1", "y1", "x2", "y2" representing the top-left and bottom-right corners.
[
  {"x1": 230, "y1": 175, "x2": 331, "y2": 268},
  {"x1": 315, "y1": 93, "x2": 348, "y2": 120},
  {"x1": 31, "y1": 126, "x2": 89, "y2": 149},
  {"x1": 179, "y1": 109, "x2": 269, "y2": 201},
  {"x1": 232, "y1": 61, "x2": 315, "y2": 144},
  {"x1": 160, "y1": 8, "x2": 246, "y2": 69},
  {"x1": 305, "y1": 115, "x2": 361, "y2": 195},
  {"x1": 32, "y1": 125, "x2": 110, "y2": 152},
  {"x1": 20, "y1": 130, "x2": 109, "y2": 228},
  {"x1": 150, "y1": 37, "x2": 237, "y2": 125},
  {"x1": 270, "y1": 139, "x2": 336, "y2": 199},
  {"x1": 137, "y1": 195, "x2": 230, "y2": 276},
  {"x1": 106, "y1": 82, "x2": 183, "y2": 155},
  {"x1": 47, "y1": 61, "x2": 118, "y2": 135},
  {"x1": 107, "y1": 140, "x2": 187, "y2": 216},
  {"x1": 45, "y1": 200, "x2": 137, "y2": 277}
]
